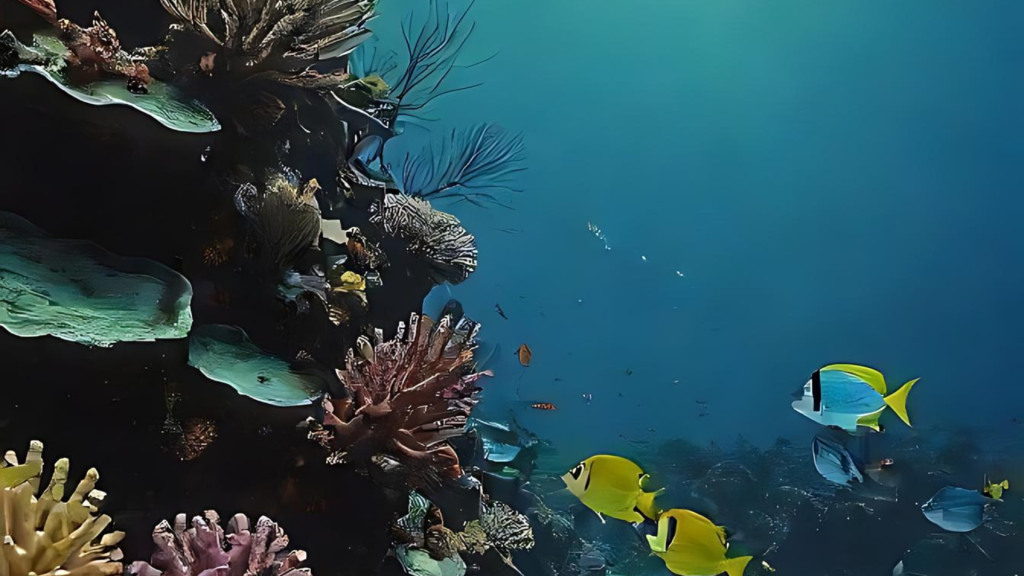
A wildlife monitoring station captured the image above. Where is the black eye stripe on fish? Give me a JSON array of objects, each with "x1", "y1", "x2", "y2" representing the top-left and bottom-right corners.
[
  {"x1": 666, "y1": 516, "x2": 678, "y2": 547},
  {"x1": 812, "y1": 369, "x2": 822, "y2": 412},
  {"x1": 584, "y1": 465, "x2": 592, "y2": 491}
]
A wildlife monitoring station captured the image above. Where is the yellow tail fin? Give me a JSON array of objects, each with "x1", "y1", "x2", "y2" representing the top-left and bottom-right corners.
[
  {"x1": 723, "y1": 555, "x2": 753, "y2": 576},
  {"x1": 1001, "y1": 480, "x2": 1010, "y2": 489},
  {"x1": 883, "y1": 378, "x2": 919, "y2": 427},
  {"x1": 636, "y1": 488, "x2": 665, "y2": 522}
]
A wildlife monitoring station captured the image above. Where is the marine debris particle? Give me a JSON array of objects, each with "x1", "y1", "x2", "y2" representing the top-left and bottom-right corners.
[
  {"x1": 586, "y1": 221, "x2": 611, "y2": 251},
  {"x1": 128, "y1": 511, "x2": 311, "y2": 576},
  {"x1": 0, "y1": 441, "x2": 126, "y2": 576},
  {"x1": 305, "y1": 310, "x2": 489, "y2": 486},
  {"x1": 370, "y1": 193, "x2": 478, "y2": 285},
  {"x1": 188, "y1": 324, "x2": 330, "y2": 407},
  {"x1": 0, "y1": 211, "x2": 193, "y2": 347}
]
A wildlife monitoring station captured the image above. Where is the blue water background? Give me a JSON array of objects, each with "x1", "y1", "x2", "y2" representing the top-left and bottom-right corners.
[{"x1": 372, "y1": 0, "x2": 1024, "y2": 459}]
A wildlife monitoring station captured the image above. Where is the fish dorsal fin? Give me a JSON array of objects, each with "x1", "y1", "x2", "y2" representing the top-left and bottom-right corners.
[{"x1": 823, "y1": 364, "x2": 887, "y2": 395}]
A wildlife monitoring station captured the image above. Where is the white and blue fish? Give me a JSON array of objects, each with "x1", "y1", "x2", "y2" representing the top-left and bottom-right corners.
[
  {"x1": 922, "y1": 486, "x2": 989, "y2": 532},
  {"x1": 792, "y1": 364, "x2": 919, "y2": 433}
]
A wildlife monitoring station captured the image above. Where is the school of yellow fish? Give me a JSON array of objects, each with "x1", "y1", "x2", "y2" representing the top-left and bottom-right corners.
[{"x1": 562, "y1": 454, "x2": 757, "y2": 576}]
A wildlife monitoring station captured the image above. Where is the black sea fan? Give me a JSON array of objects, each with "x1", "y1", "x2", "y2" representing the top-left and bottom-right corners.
[
  {"x1": 399, "y1": 123, "x2": 526, "y2": 209},
  {"x1": 235, "y1": 171, "x2": 322, "y2": 276},
  {"x1": 370, "y1": 192, "x2": 478, "y2": 285}
]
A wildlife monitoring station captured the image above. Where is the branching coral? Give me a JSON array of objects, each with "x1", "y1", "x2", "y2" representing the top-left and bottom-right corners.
[
  {"x1": 0, "y1": 441, "x2": 125, "y2": 576},
  {"x1": 306, "y1": 311, "x2": 489, "y2": 486},
  {"x1": 398, "y1": 124, "x2": 526, "y2": 208},
  {"x1": 369, "y1": 193, "x2": 477, "y2": 285},
  {"x1": 128, "y1": 511, "x2": 310, "y2": 576},
  {"x1": 158, "y1": 0, "x2": 375, "y2": 66}
]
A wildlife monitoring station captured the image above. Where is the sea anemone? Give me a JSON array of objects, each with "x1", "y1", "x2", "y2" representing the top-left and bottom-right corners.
[
  {"x1": 306, "y1": 310, "x2": 489, "y2": 486},
  {"x1": 369, "y1": 193, "x2": 477, "y2": 285},
  {"x1": 0, "y1": 441, "x2": 125, "y2": 576},
  {"x1": 128, "y1": 511, "x2": 310, "y2": 576}
]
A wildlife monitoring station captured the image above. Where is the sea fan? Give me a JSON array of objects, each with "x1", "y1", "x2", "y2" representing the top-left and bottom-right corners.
[
  {"x1": 307, "y1": 311, "x2": 489, "y2": 486},
  {"x1": 370, "y1": 193, "x2": 477, "y2": 285},
  {"x1": 0, "y1": 441, "x2": 125, "y2": 576}
]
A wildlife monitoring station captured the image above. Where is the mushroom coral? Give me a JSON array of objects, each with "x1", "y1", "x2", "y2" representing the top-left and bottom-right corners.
[
  {"x1": 369, "y1": 193, "x2": 477, "y2": 285},
  {"x1": 0, "y1": 441, "x2": 125, "y2": 576},
  {"x1": 128, "y1": 512, "x2": 310, "y2": 576},
  {"x1": 307, "y1": 311, "x2": 489, "y2": 486}
]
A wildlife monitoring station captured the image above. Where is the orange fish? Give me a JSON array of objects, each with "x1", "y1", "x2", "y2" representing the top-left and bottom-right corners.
[
  {"x1": 531, "y1": 403, "x2": 557, "y2": 411},
  {"x1": 517, "y1": 344, "x2": 532, "y2": 367}
]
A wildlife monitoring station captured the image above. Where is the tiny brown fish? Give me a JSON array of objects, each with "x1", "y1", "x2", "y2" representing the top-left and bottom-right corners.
[
  {"x1": 517, "y1": 343, "x2": 532, "y2": 367},
  {"x1": 531, "y1": 402, "x2": 557, "y2": 411}
]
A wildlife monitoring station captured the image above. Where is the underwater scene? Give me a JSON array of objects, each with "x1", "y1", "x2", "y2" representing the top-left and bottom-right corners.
[{"x1": 1, "y1": 0, "x2": 1023, "y2": 575}]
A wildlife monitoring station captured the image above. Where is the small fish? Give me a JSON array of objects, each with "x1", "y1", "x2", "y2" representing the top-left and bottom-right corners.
[
  {"x1": 562, "y1": 455, "x2": 663, "y2": 524},
  {"x1": 792, "y1": 364, "x2": 919, "y2": 432},
  {"x1": 531, "y1": 402, "x2": 557, "y2": 411},
  {"x1": 625, "y1": 369, "x2": 633, "y2": 376},
  {"x1": 983, "y1": 476, "x2": 1010, "y2": 500},
  {"x1": 554, "y1": 377, "x2": 564, "y2": 382},
  {"x1": 495, "y1": 303, "x2": 509, "y2": 320},
  {"x1": 922, "y1": 486, "x2": 989, "y2": 532},
  {"x1": 517, "y1": 344, "x2": 532, "y2": 367},
  {"x1": 646, "y1": 509, "x2": 752, "y2": 576}
]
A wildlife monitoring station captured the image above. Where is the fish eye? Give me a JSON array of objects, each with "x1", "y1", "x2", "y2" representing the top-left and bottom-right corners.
[{"x1": 569, "y1": 463, "x2": 584, "y2": 480}]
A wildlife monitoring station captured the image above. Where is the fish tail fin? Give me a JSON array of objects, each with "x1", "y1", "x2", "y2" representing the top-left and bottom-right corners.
[
  {"x1": 636, "y1": 487, "x2": 665, "y2": 521},
  {"x1": 1001, "y1": 480, "x2": 1010, "y2": 489},
  {"x1": 723, "y1": 555, "x2": 753, "y2": 576},
  {"x1": 883, "y1": 378, "x2": 919, "y2": 427}
]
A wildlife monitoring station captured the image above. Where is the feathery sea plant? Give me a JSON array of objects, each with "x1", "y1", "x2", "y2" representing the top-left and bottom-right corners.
[{"x1": 398, "y1": 124, "x2": 526, "y2": 208}]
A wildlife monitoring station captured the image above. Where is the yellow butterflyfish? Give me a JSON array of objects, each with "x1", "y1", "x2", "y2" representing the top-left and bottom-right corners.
[
  {"x1": 646, "y1": 508, "x2": 753, "y2": 576},
  {"x1": 983, "y1": 476, "x2": 1009, "y2": 500},
  {"x1": 561, "y1": 454, "x2": 663, "y2": 524}
]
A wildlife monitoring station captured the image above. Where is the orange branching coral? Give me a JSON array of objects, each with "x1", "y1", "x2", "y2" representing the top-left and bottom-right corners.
[{"x1": 307, "y1": 312, "x2": 490, "y2": 486}]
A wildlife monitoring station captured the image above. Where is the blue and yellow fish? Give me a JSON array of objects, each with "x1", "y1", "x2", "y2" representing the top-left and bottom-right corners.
[{"x1": 792, "y1": 364, "x2": 918, "y2": 432}]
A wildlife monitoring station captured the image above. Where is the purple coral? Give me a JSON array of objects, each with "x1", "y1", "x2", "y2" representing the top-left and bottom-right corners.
[{"x1": 129, "y1": 512, "x2": 310, "y2": 576}]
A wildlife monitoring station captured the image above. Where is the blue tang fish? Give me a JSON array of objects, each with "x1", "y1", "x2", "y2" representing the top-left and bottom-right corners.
[
  {"x1": 792, "y1": 364, "x2": 919, "y2": 432},
  {"x1": 921, "y1": 486, "x2": 989, "y2": 532}
]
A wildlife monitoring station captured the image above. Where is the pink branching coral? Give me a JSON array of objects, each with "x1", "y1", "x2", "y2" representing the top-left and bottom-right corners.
[
  {"x1": 307, "y1": 311, "x2": 490, "y2": 485},
  {"x1": 128, "y1": 512, "x2": 310, "y2": 576}
]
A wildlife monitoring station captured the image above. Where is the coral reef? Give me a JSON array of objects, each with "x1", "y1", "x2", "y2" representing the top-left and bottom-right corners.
[
  {"x1": 370, "y1": 193, "x2": 477, "y2": 285},
  {"x1": 128, "y1": 511, "x2": 310, "y2": 576},
  {"x1": 0, "y1": 441, "x2": 125, "y2": 576},
  {"x1": 0, "y1": 211, "x2": 193, "y2": 347},
  {"x1": 306, "y1": 310, "x2": 489, "y2": 486},
  {"x1": 234, "y1": 171, "x2": 322, "y2": 276}
]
